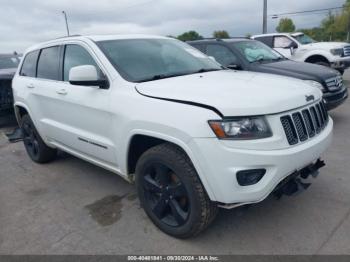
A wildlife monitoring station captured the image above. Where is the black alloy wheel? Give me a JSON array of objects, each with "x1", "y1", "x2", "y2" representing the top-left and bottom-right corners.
[
  {"x1": 21, "y1": 114, "x2": 57, "y2": 163},
  {"x1": 142, "y1": 162, "x2": 190, "y2": 227},
  {"x1": 22, "y1": 120, "x2": 40, "y2": 159}
]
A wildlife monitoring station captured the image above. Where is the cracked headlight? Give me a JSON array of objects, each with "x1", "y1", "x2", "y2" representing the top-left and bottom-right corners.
[{"x1": 208, "y1": 117, "x2": 272, "y2": 140}]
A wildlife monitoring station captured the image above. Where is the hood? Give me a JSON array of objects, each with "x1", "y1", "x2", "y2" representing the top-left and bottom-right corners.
[
  {"x1": 135, "y1": 70, "x2": 322, "y2": 117},
  {"x1": 0, "y1": 68, "x2": 17, "y2": 80},
  {"x1": 252, "y1": 60, "x2": 338, "y2": 82},
  {"x1": 302, "y1": 42, "x2": 348, "y2": 50}
]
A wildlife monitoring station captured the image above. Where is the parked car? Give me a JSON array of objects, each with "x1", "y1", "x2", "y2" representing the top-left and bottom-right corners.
[
  {"x1": 13, "y1": 35, "x2": 333, "y2": 238},
  {"x1": 0, "y1": 53, "x2": 21, "y2": 115},
  {"x1": 188, "y1": 38, "x2": 348, "y2": 110},
  {"x1": 252, "y1": 32, "x2": 350, "y2": 74}
]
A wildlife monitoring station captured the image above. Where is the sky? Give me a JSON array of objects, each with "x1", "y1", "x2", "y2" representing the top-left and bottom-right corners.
[{"x1": 0, "y1": 0, "x2": 346, "y2": 53}]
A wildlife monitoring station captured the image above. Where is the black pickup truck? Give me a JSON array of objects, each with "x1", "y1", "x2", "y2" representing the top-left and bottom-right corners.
[
  {"x1": 0, "y1": 54, "x2": 20, "y2": 115},
  {"x1": 188, "y1": 38, "x2": 348, "y2": 110}
]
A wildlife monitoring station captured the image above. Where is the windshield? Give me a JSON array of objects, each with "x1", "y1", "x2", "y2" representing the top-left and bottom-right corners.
[
  {"x1": 97, "y1": 38, "x2": 222, "y2": 82},
  {"x1": 233, "y1": 41, "x2": 284, "y2": 63},
  {"x1": 0, "y1": 56, "x2": 20, "y2": 70},
  {"x1": 292, "y1": 34, "x2": 316, "y2": 45}
]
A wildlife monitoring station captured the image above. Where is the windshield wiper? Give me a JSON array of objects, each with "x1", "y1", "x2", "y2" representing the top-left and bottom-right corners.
[
  {"x1": 195, "y1": 68, "x2": 223, "y2": 73},
  {"x1": 137, "y1": 68, "x2": 223, "y2": 83},
  {"x1": 137, "y1": 73, "x2": 189, "y2": 83}
]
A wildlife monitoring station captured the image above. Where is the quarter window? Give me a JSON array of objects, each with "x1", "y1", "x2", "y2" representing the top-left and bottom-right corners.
[
  {"x1": 206, "y1": 44, "x2": 238, "y2": 66},
  {"x1": 37, "y1": 46, "x2": 60, "y2": 80},
  {"x1": 63, "y1": 45, "x2": 99, "y2": 81},
  {"x1": 20, "y1": 50, "x2": 40, "y2": 77}
]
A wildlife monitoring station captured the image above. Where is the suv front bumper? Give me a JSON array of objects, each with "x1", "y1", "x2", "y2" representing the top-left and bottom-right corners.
[
  {"x1": 324, "y1": 86, "x2": 348, "y2": 110},
  {"x1": 189, "y1": 118, "x2": 333, "y2": 206},
  {"x1": 331, "y1": 57, "x2": 350, "y2": 70}
]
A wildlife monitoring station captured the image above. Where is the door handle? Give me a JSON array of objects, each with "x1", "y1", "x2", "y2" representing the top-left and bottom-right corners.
[
  {"x1": 56, "y1": 89, "x2": 67, "y2": 95},
  {"x1": 26, "y1": 83, "x2": 35, "y2": 89}
]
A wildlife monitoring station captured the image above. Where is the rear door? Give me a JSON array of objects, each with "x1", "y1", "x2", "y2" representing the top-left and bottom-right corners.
[{"x1": 19, "y1": 46, "x2": 64, "y2": 139}]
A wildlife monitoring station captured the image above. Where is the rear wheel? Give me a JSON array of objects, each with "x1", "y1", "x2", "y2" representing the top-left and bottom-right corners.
[
  {"x1": 21, "y1": 114, "x2": 57, "y2": 163},
  {"x1": 135, "y1": 143, "x2": 218, "y2": 238}
]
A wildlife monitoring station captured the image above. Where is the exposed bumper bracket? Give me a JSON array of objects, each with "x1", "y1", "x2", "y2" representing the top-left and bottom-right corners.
[{"x1": 272, "y1": 159, "x2": 325, "y2": 199}]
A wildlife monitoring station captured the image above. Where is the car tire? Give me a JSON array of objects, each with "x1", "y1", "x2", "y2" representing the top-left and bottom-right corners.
[
  {"x1": 21, "y1": 114, "x2": 57, "y2": 163},
  {"x1": 135, "y1": 143, "x2": 218, "y2": 238}
]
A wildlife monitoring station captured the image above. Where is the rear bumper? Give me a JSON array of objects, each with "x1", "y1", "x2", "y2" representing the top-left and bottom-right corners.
[
  {"x1": 189, "y1": 119, "x2": 333, "y2": 205},
  {"x1": 323, "y1": 86, "x2": 348, "y2": 110}
]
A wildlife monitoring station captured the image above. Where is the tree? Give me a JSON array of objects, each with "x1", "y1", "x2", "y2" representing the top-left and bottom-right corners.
[
  {"x1": 177, "y1": 31, "x2": 203, "y2": 41},
  {"x1": 276, "y1": 18, "x2": 296, "y2": 33},
  {"x1": 213, "y1": 30, "x2": 230, "y2": 39}
]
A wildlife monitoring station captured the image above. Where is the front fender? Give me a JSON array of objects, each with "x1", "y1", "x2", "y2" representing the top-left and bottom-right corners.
[
  {"x1": 301, "y1": 49, "x2": 334, "y2": 63},
  {"x1": 118, "y1": 127, "x2": 217, "y2": 201}
]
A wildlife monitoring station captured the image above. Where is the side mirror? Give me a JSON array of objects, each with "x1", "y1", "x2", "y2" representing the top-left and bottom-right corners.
[
  {"x1": 69, "y1": 65, "x2": 108, "y2": 89},
  {"x1": 286, "y1": 41, "x2": 298, "y2": 49},
  {"x1": 227, "y1": 63, "x2": 242, "y2": 70}
]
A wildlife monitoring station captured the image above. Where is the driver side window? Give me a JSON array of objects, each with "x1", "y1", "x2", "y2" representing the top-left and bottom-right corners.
[
  {"x1": 206, "y1": 44, "x2": 238, "y2": 66},
  {"x1": 63, "y1": 44, "x2": 100, "y2": 82},
  {"x1": 274, "y1": 36, "x2": 293, "y2": 48}
]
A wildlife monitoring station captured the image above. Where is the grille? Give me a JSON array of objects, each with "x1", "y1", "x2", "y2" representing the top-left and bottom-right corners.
[
  {"x1": 343, "y1": 45, "x2": 350, "y2": 57},
  {"x1": 0, "y1": 80, "x2": 13, "y2": 110},
  {"x1": 325, "y1": 76, "x2": 343, "y2": 92},
  {"x1": 281, "y1": 101, "x2": 329, "y2": 145}
]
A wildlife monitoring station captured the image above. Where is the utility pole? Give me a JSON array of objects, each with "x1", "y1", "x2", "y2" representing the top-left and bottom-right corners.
[
  {"x1": 263, "y1": 0, "x2": 268, "y2": 34},
  {"x1": 62, "y1": 11, "x2": 70, "y2": 36}
]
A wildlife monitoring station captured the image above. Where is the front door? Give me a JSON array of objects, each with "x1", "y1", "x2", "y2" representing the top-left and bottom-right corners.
[{"x1": 42, "y1": 43, "x2": 116, "y2": 166}]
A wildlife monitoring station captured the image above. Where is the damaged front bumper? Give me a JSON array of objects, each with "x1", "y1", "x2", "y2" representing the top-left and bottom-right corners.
[
  {"x1": 272, "y1": 159, "x2": 325, "y2": 199},
  {"x1": 218, "y1": 159, "x2": 326, "y2": 209}
]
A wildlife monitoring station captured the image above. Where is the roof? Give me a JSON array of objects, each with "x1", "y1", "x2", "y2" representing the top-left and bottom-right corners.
[{"x1": 25, "y1": 34, "x2": 170, "y2": 53}]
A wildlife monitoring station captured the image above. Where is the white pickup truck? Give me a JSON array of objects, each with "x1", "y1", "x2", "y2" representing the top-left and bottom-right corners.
[{"x1": 252, "y1": 32, "x2": 350, "y2": 74}]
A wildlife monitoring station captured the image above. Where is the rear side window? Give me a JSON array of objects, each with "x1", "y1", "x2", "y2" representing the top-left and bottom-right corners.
[
  {"x1": 37, "y1": 46, "x2": 60, "y2": 80},
  {"x1": 20, "y1": 50, "x2": 39, "y2": 77},
  {"x1": 63, "y1": 44, "x2": 99, "y2": 81}
]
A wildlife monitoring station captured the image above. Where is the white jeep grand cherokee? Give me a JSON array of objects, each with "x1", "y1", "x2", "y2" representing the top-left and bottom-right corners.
[{"x1": 12, "y1": 35, "x2": 333, "y2": 238}]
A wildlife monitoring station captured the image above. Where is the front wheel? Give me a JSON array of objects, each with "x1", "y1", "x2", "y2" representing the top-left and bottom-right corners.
[{"x1": 135, "y1": 143, "x2": 218, "y2": 238}]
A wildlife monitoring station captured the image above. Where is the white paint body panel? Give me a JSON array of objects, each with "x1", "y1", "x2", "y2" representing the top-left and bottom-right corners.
[{"x1": 12, "y1": 35, "x2": 333, "y2": 205}]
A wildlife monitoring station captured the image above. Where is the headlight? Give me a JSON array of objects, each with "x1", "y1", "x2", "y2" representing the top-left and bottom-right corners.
[
  {"x1": 208, "y1": 117, "x2": 272, "y2": 140},
  {"x1": 304, "y1": 80, "x2": 325, "y2": 92},
  {"x1": 330, "y1": 48, "x2": 343, "y2": 56}
]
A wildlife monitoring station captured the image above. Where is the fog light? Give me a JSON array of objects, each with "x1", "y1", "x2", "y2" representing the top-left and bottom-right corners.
[{"x1": 236, "y1": 169, "x2": 266, "y2": 186}]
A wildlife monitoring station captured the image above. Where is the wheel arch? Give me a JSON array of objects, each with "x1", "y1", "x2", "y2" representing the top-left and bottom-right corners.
[
  {"x1": 13, "y1": 102, "x2": 31, "y2": 126},
  {"x1": 304, "y1": 54, "x2": 330, "y2": 64},
  {"x1": 125, "y1": 132, "x2": 217, "y2": 200}
]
